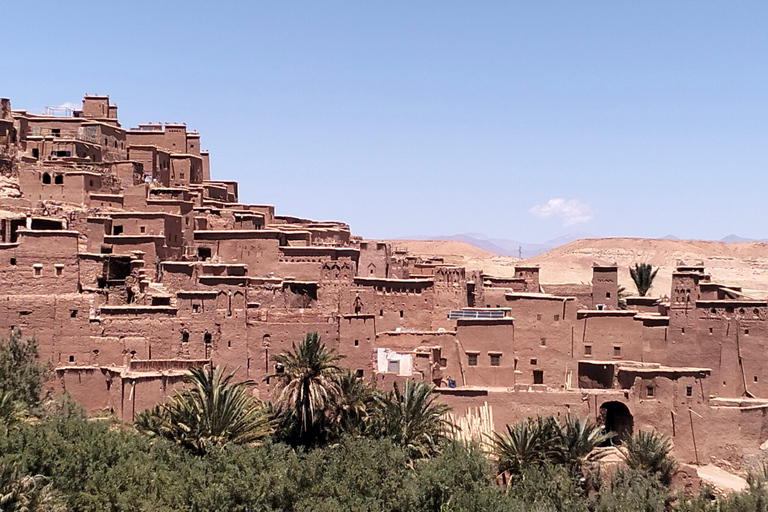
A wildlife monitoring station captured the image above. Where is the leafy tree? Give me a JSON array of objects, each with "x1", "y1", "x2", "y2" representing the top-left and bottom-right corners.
[
  {"x1": 135, "y1": 365, "x2": 273, "y2": 455},
  {"x1": 629, "y1": 263, "x2": 659, "y2": 297},
  {"x1": 269, "y1": 331, "x2": 344, "y2": 446},
  {"x1": 371, "y1": 379, "x2": 452, "y2": 460},
  {"x1": 0, "y1": 330, "x2": 49, "y2": 411},
  {"x1": 622, "y1": 430, "x2": 677, "y2": 486}
]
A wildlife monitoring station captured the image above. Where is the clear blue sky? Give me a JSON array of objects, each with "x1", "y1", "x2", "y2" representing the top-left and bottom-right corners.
[{"x1": 3, "y1": 1, "x2": 767, "y2": 242}]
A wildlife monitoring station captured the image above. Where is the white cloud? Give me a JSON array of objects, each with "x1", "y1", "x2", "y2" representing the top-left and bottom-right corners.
[{"x1": 528, "y1": 198, "x2": 595, "y2": 226}]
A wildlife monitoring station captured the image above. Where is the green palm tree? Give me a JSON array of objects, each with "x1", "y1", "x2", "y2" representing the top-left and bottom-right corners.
[
  {"x1": 554, "y1": 415, "x2": 614, "y2": 468},
  {"x1": 373, "y1": 379, "x2": 452, "y2": 460},
  {"x1": 269, "y1": 331, "x2": 344, "y2": 445},
  {"x1": 622, "y1": 430, "x2": 677, "y2": 485},
  {"x1": 135, "y1": 365, "x2": 273, "y2": 455},
  {"x1": 492, "y1": 416, "x2": 559, "y2": 478},
  {"x1": 629, "y1": 263, "x2": 659, "y2": 297},
  {"x1": 0, "y1": 463, "x2": 67, "y2": 512},
  {"x1": 332, "y1": 370, "x2": 377, "y2": 437}
]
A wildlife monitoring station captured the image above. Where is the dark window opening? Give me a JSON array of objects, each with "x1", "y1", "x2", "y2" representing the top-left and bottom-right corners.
[
  {"x1": 379, "y1": 309, "x2": 383, "y2": 317},
  {"x1": 52, "y1": 128, "x2": 60, "y2": 137},
  {"x1": 32, "y1": 148, "x2": 39, "y2": 159},
  {"x1": 192, "y1": 304, "x2": 200, "y2": 313},
  {"x1": 275, "y1": 363, "x2": 285, "y2": 374},
  {"x1": 55, "y1": 266, "x2": 62, "y2": 276},
  {"x1": 613, "y1": 346, "x2": 621, "y2": 357},
  {"x1": 197, "y1": 247, "x2": 211, "y2": 261},
  {"x1": 33, "y1": 266, "x2": 41, "y2": 277},
  {"x1": 41, "y1": 172, "x2": 51, "y2": 184},
  {"x1": 554, "y1": 314, "x2": 560, "y2": 321},
  {"x1": 745, "y1": 329, "x2": 750, "y2": 335},
  {"x1": 646, "y1": 385, "x2": 655, "y2": 398},
  {"x1": 9, "y1": 258, "x2": 15, "y2": 265},
  {"x1": 530, "y1": 358, "x2": 537, "y2": 365},
  {"x1": 584, "y1": 345, "x2": 592, "y2": 356},
  {"x1": 203, "y1": 332, "x2": 212, "y2": 344},
  {"x1": 606, "y1": 292, "x2": 611, "y2": 298},
  {"x1": 70, "y1": 309, "x2": 77, "y2": 318},
  {"x1": 755, "y1": 376, "x2": 759, "y2": 383},
  {"x1": 140, "y1": 226, "x2": 146, "y2": 233},
  {"x1": 685, "y1": 385, "x2": 693, "y2": 397},
  {"x1": 399, "y1": 310, "x2": 403, "y2": 318},
  {"x1": 354, "y1": 339, "x2": 359, "y2": 346},
  {"x1": 68, "y1": 355, "x2": 74, "y2": 362},
  {"x1": 181, "y1": 331, "x2": 189, "y2": 343},
  {"x1": 227, "y1": 340, "x2": 231, "y2": 348},
  {"x1": 533, "y1": 370, "x2": 544, "y2": 384},
  {"x1": 490, "y1": 354, "x2": 501, "y2": 366},
  {"x1": 540, "y1": 338, "x2": 546, "y2": 346},
  {"x1": 467, "y1": 353, "x2": 478, "y2": 366},
  {"x1": 151, "y1": 296, "x2": 171, "y2": 306},
  {"x1": 112, "y1": 225, "x2": 123, "y2": 235}
]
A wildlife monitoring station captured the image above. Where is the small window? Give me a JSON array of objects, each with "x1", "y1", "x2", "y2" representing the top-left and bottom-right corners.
[
  {"x1": 70, "y1": 309, "x2": 77, "y2": 318},
  {"x1": 606, "y1": 292, "x2": 611, "y2": 298},
  {"x1": 354, "y1": 339, "x2": 359, "y2": 346},
  {"x1": 709, "y1": 327, "x2": 713, "y2": 334},
  {"x1": 681, "y1": 327, "x2": 685, "y2": 334},
  {"x1": 140, "y1": 226, "x2": 146, "y2": 233},
  {"x1": 181, "y1": 331, "x2": 189, "y2": 343},
  {"x1": 51, "y1": 128, "x2": 60, "y2": 137},
  {"x1": 355, "y1": 369, "x2": 364, "y2": 378},
  {"x1": 33, "y1": 265, "x2": 41, "y2": 277},
  {"x1": 399, "y1": 310, "x2": 403, "y2": 318},
  {"x1": 41, "y1": 172, "x2": 50, "y2": 184},
  {"x1": 113, "y1": 225, "x2": 123, "y2": 235},
  {"x1": 490, "y1": 354, "x2": 501, "y2": 366},
  {"x1": 55, "y1": 266, "x2": 63, "y2": 276},
  {"x1": 613, "y1": 346, "x2": 621, "y2": 357},
  {"x1": 388, "y1": 360, "x2": 400, "y2": 374},
  {"x1": 554, "y1": 314, "x2": 560, "y2": 321},
  {"x1": 536, "y1": 314, "x2": 542, "y2": 321},
  {"x1": 646, "y1": 385, "x2": 655, "y2": 398},
  {"x1": 227, "y1": 340, "x2": 231, "y2": 348},
  {"x1": 203, "y1": 332, "x2": 212, "y2": 344},
  {"x1": 755, "y1": 376, "x2": 759, "y2": 383},
  {"x1": 467, "y1": 353, "x2": 478, "y2": 366},
  {"x1": 53, "y1": 174, "x2": 63, "y2": 185},
  {"x1": 9, "y1": 258, "x2": 15, "y2": 265},
  {"x1": 32, "y1": 148, "x2": 39, "y2": 159},
  {"x1": 685, "y1": 385, "x2": 692, "y2": 397},
  {"x1": 745, "y1": 329, "x2": 750, "y2": 335},
  {"x1": 584, "y1": 345, "x2": 592, "y2": 356},
  {"x1": 530, "y1": 358, "x2": 537, "y2": 366},
  {"x1": 533, "y1": 370, "x2": 544, "y2": 384},
  {"x1": 68, "y1": 355, "x2": 74, "y2": 363},
  {"x1": 275, "y1": 363, "x2": 285, "y2": 374},
  {"x1": 192, "y1": 304, "x2": 200, "y2": 313},
  {"x1": 179, "y1": 172, "x2": 185, "y2": 179},
  {"x1": 379, "y1": 309, "x2": 383, "y2": 317},
  {"x1": 540, "y1": 338, "x2": 546, "y2": 346}
]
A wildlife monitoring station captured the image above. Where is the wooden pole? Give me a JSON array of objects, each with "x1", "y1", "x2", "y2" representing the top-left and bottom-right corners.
[{"x1": 688, "y1": 408, "x2": 699, "y2": 465}]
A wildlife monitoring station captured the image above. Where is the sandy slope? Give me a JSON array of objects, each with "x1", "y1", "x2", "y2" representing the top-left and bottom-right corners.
[
  {"x1": 385, "y1": 239, "x2": 520, "y2": 276},
  {"x1": 527, "y1": 238, "x2": 768, "y2": 298},
  {"x1": 389, "y1": 237, "x2": 768, "y2": 299}
]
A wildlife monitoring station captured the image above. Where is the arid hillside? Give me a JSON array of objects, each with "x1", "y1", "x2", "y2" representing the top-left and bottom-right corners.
[
  {"x1": 385, "y1": 239, "x2": 520, "y2": 276},
  {"x1": 392, "y1": 237, "x2": 768, "y2": 299},
  {"x1": 527, "y1": 238, "x2": 768, "y2": 298}
]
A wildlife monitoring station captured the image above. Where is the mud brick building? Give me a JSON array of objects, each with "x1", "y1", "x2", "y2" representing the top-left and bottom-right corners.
[{"x1": 0, "y1": 93, "x2": 766, "y2": 465}]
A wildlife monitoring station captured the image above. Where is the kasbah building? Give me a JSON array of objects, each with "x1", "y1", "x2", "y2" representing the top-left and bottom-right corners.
[{"x1": 0, "y1": 93, "x2": 765, "y2": 466}]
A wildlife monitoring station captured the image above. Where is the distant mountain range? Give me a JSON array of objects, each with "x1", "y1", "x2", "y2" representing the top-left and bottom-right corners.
[{"x1": 414, "y1": 233, "x2": 768, "y2": 258}]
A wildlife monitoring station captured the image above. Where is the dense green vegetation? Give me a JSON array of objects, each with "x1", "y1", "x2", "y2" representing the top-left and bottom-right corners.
[
  {"x1": 1, "y1": 330, "x2": 768, "y2": 511},
  {"x1": 630, "y1": 263, "x2": 660, "y2": 297}
]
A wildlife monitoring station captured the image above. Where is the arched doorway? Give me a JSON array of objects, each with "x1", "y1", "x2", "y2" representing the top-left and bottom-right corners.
[{"x1": 600, "y1": 401, "x2": 633, "y2": 444}]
